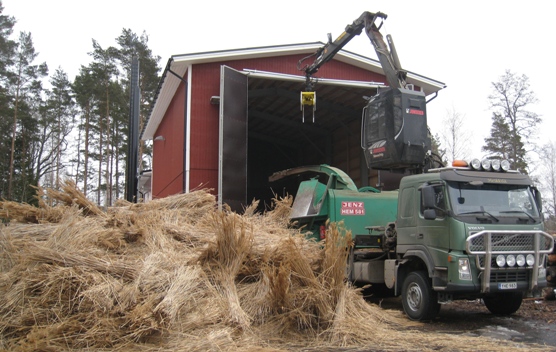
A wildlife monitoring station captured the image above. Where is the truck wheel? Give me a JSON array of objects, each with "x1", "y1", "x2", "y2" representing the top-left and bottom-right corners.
[
  {"x1": 401, "y1": 271, "x2": 440, "y2": 321},
  {"x1": 483, "y1": 292, "x2": 523, "y2": 315}
]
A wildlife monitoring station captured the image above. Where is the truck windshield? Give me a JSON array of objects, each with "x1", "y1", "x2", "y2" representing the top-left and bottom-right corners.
[{"x1": 446, "y1": 182, "x2": 540, "y2": 221}]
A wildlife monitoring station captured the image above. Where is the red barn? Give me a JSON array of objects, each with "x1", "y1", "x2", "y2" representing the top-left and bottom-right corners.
[{"x1": 141, "y1": 43, "x2": 444, "y2": 210}]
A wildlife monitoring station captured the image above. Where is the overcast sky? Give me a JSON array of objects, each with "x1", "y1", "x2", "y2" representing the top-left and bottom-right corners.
[{"x1": 4, "y1": 0, "x2": 554, "y2": 161}]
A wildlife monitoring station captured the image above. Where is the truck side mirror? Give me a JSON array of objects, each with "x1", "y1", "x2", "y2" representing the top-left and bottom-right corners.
[
  {"x1": 423, "y1": 209, "x2": 437, "y2": 220},
  {"x1": 532, "y1": 187, "x2": 543, "y2": 212}
]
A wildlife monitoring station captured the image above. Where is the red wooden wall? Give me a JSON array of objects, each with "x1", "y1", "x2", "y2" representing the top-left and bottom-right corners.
[{"x1": 152, "y1": 82, "x2": 185, "y2": 197}]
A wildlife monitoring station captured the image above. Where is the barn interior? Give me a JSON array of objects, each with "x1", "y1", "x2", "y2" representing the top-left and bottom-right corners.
[{"x1": 244, "y1": 73, "x2": 405, "y2": 210}]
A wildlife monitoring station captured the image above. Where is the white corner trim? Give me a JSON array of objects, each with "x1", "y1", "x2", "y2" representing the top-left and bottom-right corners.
[{"x1": 185, "y1": 65, "x2": 192, "y2": 193}]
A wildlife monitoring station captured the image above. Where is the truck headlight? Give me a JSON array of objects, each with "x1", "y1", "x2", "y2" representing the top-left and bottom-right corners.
[
  {"x1": 470, "y1": 159, "x2": 481, "y2": 170},
  {"x1": 459, "y1": 258, "x2": 472, "y2": 280},
  {"x1": 516, "y1": 254, "x2": 526, "y2": 267},
  {"x1": 496, "y1": 255, "x2": 506, "y2": 267},
  {"x1": 506, "y1": 254, "x2": 516, "y2": 267},
  {"x1": 526, "y1": 254, "x2": 535, "y2": 266}
]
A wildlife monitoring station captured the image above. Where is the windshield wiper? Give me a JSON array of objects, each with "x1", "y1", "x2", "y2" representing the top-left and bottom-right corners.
[
  {"x1": 457, "y1": 210, "x2": 499, "y2": 222},
  {"x1": 499, "y1": 210, "x2": 536, "y2": 222}
]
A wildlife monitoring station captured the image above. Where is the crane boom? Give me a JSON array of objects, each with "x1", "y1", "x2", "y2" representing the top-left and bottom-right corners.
[{"x1": 298, "y1": 11, "x2": 406, "y2": 91}]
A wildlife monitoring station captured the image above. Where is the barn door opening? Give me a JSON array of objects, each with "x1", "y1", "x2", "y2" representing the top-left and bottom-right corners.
[{"x1": 218, "y1": 66, "x2": 248, "y2": 211}]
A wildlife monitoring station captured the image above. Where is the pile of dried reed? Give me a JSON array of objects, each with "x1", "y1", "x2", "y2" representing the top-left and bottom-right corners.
[{"x1": 0, "y1": 181, "x2": 550, "y2": 351}]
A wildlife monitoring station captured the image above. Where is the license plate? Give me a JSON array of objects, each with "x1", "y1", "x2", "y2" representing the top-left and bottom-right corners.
[{"x1": 498, "y1": 282, "x2": 517, "y2": 290}]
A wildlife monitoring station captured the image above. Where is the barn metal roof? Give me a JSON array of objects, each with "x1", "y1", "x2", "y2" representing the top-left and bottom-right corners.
[{"x1": 142, "y1": 43, "x2": 445, "y2": 140}]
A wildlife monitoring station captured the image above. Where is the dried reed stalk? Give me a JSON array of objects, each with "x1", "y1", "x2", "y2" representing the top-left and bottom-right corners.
[
  {"x1": 201, "y1": 212, "x2": 254, "y2": 330},
  {"x1": 46, "y1": 180, "x2": 103, "y2": 216}
]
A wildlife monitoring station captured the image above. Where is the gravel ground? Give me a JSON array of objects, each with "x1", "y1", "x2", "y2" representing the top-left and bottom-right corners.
[{"x1": 371, "y1": 288, "x2": 556, "y2": 347}]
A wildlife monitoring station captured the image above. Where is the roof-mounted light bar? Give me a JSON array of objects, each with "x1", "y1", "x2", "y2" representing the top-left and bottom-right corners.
[{"x1": 453, "y1": 158, "x2": 511, "y2": 172}]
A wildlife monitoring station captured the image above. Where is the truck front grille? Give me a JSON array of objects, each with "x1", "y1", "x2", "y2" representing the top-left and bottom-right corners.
[
  {"x1": 468, "y1": 232, "x2": 553, "y2": 253},
  {"x1": 466, "y1": 230, "x2": 553, "y2": 293}
]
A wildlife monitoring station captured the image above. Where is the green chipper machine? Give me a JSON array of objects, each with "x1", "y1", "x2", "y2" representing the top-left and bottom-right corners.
[{"x1": 269, "y1": 164, "x2": 398, "y2": 248}]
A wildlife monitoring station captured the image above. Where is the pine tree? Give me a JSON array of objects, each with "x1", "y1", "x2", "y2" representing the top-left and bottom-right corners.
[
  {"x1": 115, "y1": 29, "x2": 161, "y2": 173},
  {"x1": 0, "y1": 1, "x2": 15, "y2": 77},
  {"x1": 41, "y1": 68, "x2": 75, "y2": 190},
  {"x1": 72, "y1": 65, "x2": 97, "y2": 197},
  {"x1": 482, "y1": 113, "x2": 527, "y2": 171},
  {"x1": 430, "y1": 132, "x2": 447, "y2": 167},
  {"x1": 7, "y1": 31, "x2": 48, "y2": 200},
  {"x1": 88, "y1": 40, "x2": 119, "y2": 206},
  {"x1": 0, "y1": 1, "x2": 16, "y2": 200}
]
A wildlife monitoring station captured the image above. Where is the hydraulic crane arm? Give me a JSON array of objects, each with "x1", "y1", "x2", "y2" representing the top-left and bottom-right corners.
[
  {"x1": 365, "y1": 14, "x2": 407, "y2": 90},
  {"x1": 298, "y1": 11, "x2": 406, "y2": 91},
  {"x1": 299, "y1": 12, "x2": 374, "y2": 79}
]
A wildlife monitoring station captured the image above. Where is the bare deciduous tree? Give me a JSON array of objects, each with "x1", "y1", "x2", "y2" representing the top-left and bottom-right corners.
[
  {"x1": 539, "y1": 141, "x2": 556, "y2": 232},
  {"x1": 441, "y1": 106, "x2": 471, "y2": 163},
  {"x1": 489, "y1": 70, "x2": 540, "y2": 140},
  {"x1": 483, "y1": 70, "x2": 540, "y2": 172}
]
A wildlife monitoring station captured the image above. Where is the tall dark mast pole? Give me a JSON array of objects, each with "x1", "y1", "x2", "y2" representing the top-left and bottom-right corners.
[{"x1": 126, "y1": 56, "x2": 140, "y2": 202}]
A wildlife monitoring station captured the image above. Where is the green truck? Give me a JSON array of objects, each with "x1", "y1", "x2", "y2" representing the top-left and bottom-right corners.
[{"x1": 270, "y1": 163, "x2": 554, "y2": 321}]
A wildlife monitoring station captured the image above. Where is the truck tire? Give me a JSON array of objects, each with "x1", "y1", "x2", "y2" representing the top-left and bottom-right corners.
[
  {"x1": 401, "y1": 271, "x2": 440, "y2": 321},
  {"x1": 483, "y1": 292, "x2": 522, "y2": 315}
]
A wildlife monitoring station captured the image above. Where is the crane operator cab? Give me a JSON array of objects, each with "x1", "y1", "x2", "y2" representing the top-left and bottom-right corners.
[{"x1": 361, "y1": 87, "x2": 431, "y2": 173}]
